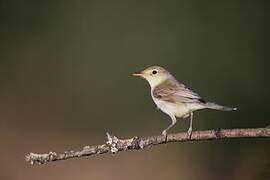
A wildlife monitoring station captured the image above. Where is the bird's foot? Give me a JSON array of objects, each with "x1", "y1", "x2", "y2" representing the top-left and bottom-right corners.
[
  {"x1": 162, "y1": 130, "x2": 167, "y2": 136},
  {"x1": 162, "y1": 130, "x2": 168, "y2": 142},
  {"x1": 187, "y1": 128, "x2": 192, "y2": 139}
]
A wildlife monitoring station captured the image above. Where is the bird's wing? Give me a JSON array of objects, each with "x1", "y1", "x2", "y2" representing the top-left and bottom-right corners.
[{"x1": 153, "y1": 79, "x2": 205, "y2": 103}]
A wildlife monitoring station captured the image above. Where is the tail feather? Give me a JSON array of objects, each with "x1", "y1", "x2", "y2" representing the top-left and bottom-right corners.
[{"x1": 205, "y1": 102, "x2": 237, "y2": 111}]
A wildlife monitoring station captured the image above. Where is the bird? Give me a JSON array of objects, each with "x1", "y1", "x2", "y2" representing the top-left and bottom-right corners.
[{"x1": 132, "y1": 66, "x2": 236, "y2": 137}]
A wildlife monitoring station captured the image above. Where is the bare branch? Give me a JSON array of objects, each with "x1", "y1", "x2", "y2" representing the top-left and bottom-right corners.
[{"x1": 25, "y1": 128, "x2": 270, "y2": 165}]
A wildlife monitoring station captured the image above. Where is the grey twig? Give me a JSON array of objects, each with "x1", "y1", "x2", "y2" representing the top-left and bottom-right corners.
[{"x1": 25, "y1": 128, "x2": 270, "y2": 165}]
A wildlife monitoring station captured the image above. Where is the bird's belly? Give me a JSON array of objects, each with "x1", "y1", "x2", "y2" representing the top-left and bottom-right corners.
[{"x1": 153, "y1": 98, "x2": 190, "y2": 118}]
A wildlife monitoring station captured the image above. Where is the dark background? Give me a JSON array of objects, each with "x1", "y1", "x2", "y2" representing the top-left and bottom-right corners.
[{"x1": 0, "y1": 0, "x2": 269, "y2": 180}]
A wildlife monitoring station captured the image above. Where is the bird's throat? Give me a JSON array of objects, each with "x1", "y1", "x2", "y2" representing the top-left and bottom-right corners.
[{"x1": 148, "y1": 76, "x2": 168, "y2": 90}]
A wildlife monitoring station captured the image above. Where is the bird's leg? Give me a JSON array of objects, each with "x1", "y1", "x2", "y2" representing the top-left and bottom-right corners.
[
  {"x1": 187, "y1": 112, "x2": 193, "y2": 138},
  {"x1": 162, "y1": 114, "x2": 177, "y2": 142}
]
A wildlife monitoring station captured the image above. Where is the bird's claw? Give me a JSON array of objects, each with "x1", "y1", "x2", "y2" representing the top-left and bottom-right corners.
[
  {"x1": 162, "y1": 130, "x2": 168, "y2": 142},
  {"x1": 162, "y1": 130, "x2": 167, "y2": 136},
  {"x1": 187, "y1": 128, "x2": 192, "y2": 138}
]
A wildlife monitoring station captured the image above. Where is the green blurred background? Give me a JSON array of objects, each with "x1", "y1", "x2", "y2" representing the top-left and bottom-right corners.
[{"x1": 0, "y1": 0, "x2": 269, "y2": 180}]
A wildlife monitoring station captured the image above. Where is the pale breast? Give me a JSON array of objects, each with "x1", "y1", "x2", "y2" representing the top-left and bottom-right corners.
[{"x1": 151, "y1": 93, "x2": 191, "y2": 118}]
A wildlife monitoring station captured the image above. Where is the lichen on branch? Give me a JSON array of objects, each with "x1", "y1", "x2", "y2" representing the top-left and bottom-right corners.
[{"x1": 25, "y1": 128, "x2": 270, "y2": 165}]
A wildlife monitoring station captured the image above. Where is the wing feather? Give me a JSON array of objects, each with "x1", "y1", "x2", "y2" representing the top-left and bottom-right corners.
[{"x1": 153, "y1": 78, "x2": 205, "y2": 103}]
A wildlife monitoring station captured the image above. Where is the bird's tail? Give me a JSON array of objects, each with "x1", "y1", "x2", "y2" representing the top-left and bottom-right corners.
[{"x1": 205, "y1": 102, "x2": 237, "y2": 111}]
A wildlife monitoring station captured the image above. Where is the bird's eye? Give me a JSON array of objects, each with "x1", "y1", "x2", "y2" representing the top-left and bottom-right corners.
[{"x1": 152, "y1": 70, "x2": 157, "y2": 75}]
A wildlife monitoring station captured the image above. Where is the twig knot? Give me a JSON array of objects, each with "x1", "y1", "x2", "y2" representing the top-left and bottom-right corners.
[{"x1": 106, "y1": 132, "x2": 119, "y2": 153}]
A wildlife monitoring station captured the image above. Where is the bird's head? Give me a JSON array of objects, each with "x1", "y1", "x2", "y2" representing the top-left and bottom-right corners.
[{"x1": 132, "y1": 66, "x2": 172, "y2": 88}]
